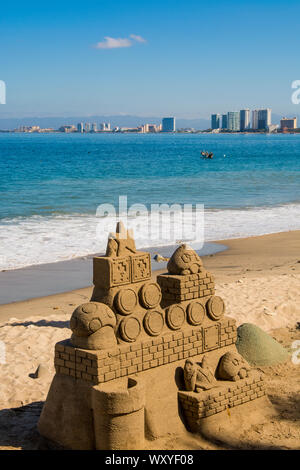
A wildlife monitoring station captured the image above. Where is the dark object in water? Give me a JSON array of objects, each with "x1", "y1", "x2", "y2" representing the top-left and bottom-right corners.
[{"x1": 201, "y1": 150, "x2": 213, "y2": 159}]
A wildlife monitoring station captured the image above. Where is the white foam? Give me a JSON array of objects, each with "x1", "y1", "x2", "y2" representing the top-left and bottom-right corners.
[{"x1": 1, "y1": 203, "x2": 300, "y2": 271}]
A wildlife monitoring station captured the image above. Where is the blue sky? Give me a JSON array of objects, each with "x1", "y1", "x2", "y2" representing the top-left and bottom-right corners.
[{"x1": 1, "y1": 0, "x2": 300, "y2": 118}]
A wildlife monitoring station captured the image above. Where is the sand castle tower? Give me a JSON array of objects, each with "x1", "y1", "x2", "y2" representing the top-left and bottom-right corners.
[{"x1": 38, "y1": 223, "x2": 275, "y2": 449}]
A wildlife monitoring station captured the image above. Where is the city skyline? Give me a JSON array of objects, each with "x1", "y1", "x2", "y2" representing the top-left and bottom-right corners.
[
  {"x1": 5, "y1": 109, "x2": 300, "y2": 133},
  {"x1": 1, "y1": 1, "x2": 300, "y2": 118},
  {"x1": 211, "y1": 108, "x2": 273, "y2": 131}
]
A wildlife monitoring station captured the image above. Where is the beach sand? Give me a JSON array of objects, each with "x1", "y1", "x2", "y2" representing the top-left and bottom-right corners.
[{"x1": 0, "y1": 230, "x2": 299, "y2": 450}]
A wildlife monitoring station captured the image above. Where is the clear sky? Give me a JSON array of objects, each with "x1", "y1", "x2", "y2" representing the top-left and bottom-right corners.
[{"x1": 1, "y1": 0, "x2": 300, "y2": 118}]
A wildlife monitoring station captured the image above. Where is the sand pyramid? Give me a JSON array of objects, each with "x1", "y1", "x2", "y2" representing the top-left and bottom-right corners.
[{"x1": 236, "y1": 323, "x2": 289, "y2": 367}]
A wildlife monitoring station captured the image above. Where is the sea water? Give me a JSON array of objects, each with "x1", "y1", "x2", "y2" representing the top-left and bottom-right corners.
[{"x1": 0, "y1": 132, "x2": 299, "y2": 271}]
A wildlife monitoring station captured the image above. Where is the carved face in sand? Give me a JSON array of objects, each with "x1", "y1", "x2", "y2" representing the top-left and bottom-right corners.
[
  {"x1": 167, "y1": 244, "x2": 203, "y2": 275},
  {"x1": 218, "y1": 352, "x2": 251, "y2": 381},
  {"x1": 184, "y1": 359, "x2": 195, "y2": 376}
]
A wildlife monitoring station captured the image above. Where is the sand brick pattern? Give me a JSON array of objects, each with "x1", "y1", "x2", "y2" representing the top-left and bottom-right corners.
[
  {"x1": 54, "y1": 317, "x2": 237, "y2": 384},
  {"x1": 178, "y1": 371, "x2": 266, "y2": 422},
  {"x1": 157, "y1": 272, "x2": 215, "y2": 301}
]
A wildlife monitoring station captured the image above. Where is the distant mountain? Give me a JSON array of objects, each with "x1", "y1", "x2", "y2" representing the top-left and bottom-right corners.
[{"x1": 0, "y1": 115, "x2": 210, "y2": 131}]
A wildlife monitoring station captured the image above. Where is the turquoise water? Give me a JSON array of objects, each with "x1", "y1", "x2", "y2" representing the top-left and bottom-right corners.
[
  {"x1": 0, "y1": 132, "x2": 300, "y2": 270},
  {"x1": 1, "y1": 132, "x2": 300, "y2": 217}
]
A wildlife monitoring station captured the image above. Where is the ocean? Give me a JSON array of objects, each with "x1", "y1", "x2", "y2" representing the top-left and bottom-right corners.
[{"x1": 0, "y1": 132, "x2": 300, "y2": 271}]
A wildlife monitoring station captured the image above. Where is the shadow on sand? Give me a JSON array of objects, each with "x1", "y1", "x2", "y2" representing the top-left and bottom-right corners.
[
  {"x1": 0, "y1": 401, "x2": 43, "y2": 450},
  {"x1": 5, "y1": 320, "x2": 70, "y2": 329}
]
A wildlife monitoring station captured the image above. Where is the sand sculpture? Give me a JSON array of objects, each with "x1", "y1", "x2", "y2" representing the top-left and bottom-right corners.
[
  {"x1": 38, "y1": 222, "x2": 275, "y2": 449},
  {"x1": 183, "y1": 357, "x2": 217, "y2": 391},
  {"x1": 217, "y1": 351, "x2": 251, "y2": 381}
]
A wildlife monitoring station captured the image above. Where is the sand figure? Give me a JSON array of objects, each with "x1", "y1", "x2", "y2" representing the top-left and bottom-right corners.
[
  {"x1": 183, "y1": 356, "x2": 217, "y2": 392},
  {"x1": 217, "y1": 351, "x2": 251, "y2": 381},
  {"x1": 106, "y1": 221, "x2": 136, "y2": 257},
  {"x1": 70, "y1": 301, "x2": 117, "y2": 349},
  {"x1": 167, "y1": 244, "x2": 203, "y2": 275}
]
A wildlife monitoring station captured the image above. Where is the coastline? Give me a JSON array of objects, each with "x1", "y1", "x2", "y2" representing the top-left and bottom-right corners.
[
  {"x1": 0, "y1": 241, "x2": 226, "y2": 305},
  {"x1": 1, "y1": 229, "x2": 299, "y2": 323}
]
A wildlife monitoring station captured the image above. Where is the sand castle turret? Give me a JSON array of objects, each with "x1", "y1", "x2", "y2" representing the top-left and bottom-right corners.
[{"x1": 38, "y1": 224, "x2": 275, "y2": 449}]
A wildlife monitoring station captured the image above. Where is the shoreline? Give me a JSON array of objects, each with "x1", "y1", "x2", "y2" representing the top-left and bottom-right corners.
[{"x1": 0, "y1": 229, "x2": 299, "y2": 323}]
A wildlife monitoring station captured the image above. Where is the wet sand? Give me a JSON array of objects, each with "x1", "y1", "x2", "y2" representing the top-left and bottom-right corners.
[{"x1": 0, "y1": 242, "x2": 226, "y2": 305}]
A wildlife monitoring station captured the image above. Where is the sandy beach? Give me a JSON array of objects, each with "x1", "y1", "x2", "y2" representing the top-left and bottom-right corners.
[
  {"x1": 2, "y1": 0, "x2": 300, "y2": 452},
  {"x1": 0, "y1": 230, "x2": 299, "y2": 450}
]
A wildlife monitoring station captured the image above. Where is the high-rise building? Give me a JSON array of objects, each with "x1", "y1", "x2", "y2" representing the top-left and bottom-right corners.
[
  {"x1": 258, "y1": 109, "x2": 271, "y2": 130},
  {"x1": 211, "y1": 114, "x2": 221, "y2": 129},
  {"x1": 252, "y1": 110, "x2": 259, "y2": 130},
  {"x1": 91, "y1": 122, "x2": 97, "y2": 132},
  {"x1": 162, "y1": 117, "x2": 176, "y2": 132},
  {"x1": 240, "y1": 109, "x2": 250, "y2": 131},
  {"x1": 77, "y1": 122, "x2": 84, "y2": 133},
  {"x1": 148, "y1": 124, "x2": 158, "y2": 133},
  {"x1": 252, "y1": 109, "x2": 272, "y2": 130},
  {"x1": 100, "y1": 122, "x2": 111, "y2": 131},
  {"x1": 280, "y1": 117, "x2": 297, "y2": 130},
  {"x1": 84, "y1": 122, "x2": 91, "y2": 133},
  {"x1": 221, "y1": 114, "x2": 228, "y2": 129},
  {"x1": 227, "y1": 112, "x2": 240, "y2": 131}
]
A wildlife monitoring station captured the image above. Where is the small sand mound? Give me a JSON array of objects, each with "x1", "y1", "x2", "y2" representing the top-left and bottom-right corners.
[{"x1": 236, "y1": 323, "x2": 289, "y2": 366}]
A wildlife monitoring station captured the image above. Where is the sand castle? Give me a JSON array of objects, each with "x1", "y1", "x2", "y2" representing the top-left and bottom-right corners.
[{"x1": 38, "y1": 223, "x2": 275, "y2": 449}]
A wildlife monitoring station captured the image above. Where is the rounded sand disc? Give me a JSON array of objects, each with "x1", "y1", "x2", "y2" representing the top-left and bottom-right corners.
[
  {"x1": 206, "y1": 295, "x2": 225, "y2": 321},
  {"x1": 166, "y1": 304, "x2": 186, "y2": 330},
  {"x1": 115, "y1": 288, "x2": 138, "y2": 315},
  {"x1": 140, "y1": 282, "x2": 162, "y2": 309},
  {"x1": 89, "y1": 318, "x2": 102, "y2": 333},
  {"x1": 81, "y1": 302, "x2": 97, "y2": 314},
  {"x1": 187, "y1": 301, "x2": 205, "y2": 326},
  {"x1": 143, "y1": 309, "x2": 164, "y2": 336},
  {"x1": 119, "y1": 317, "x2": 141, "y2": 342}
]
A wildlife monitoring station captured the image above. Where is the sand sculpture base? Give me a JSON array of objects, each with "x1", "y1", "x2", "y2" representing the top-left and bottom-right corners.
[{"x1": 38, "y1": 320, "x2": 276, "y2": 449}]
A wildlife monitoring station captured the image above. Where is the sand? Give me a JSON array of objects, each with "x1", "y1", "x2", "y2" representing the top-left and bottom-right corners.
[
  {"x1": 236, "y1": 323, "x2": 289, "y2": 366},
  {"x1": 0, "y1": 230, "x2": 299, "y2": 450}
]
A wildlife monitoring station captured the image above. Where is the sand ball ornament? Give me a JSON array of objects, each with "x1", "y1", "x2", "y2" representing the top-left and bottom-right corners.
[
  {"x1": 70, "y1": 302, "x2": 117, "y2": 350},
  {"x1": 217, "y1": 352, "x2": 251, "y2": 381},
  {"x1": 167, "y1": 244, "x2": 203, "y2": 275}
]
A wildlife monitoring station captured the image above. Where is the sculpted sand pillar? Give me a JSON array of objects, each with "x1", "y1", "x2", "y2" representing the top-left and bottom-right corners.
[{"x1": 92, "y1": 377, "x2": 145, "y2": 450}]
